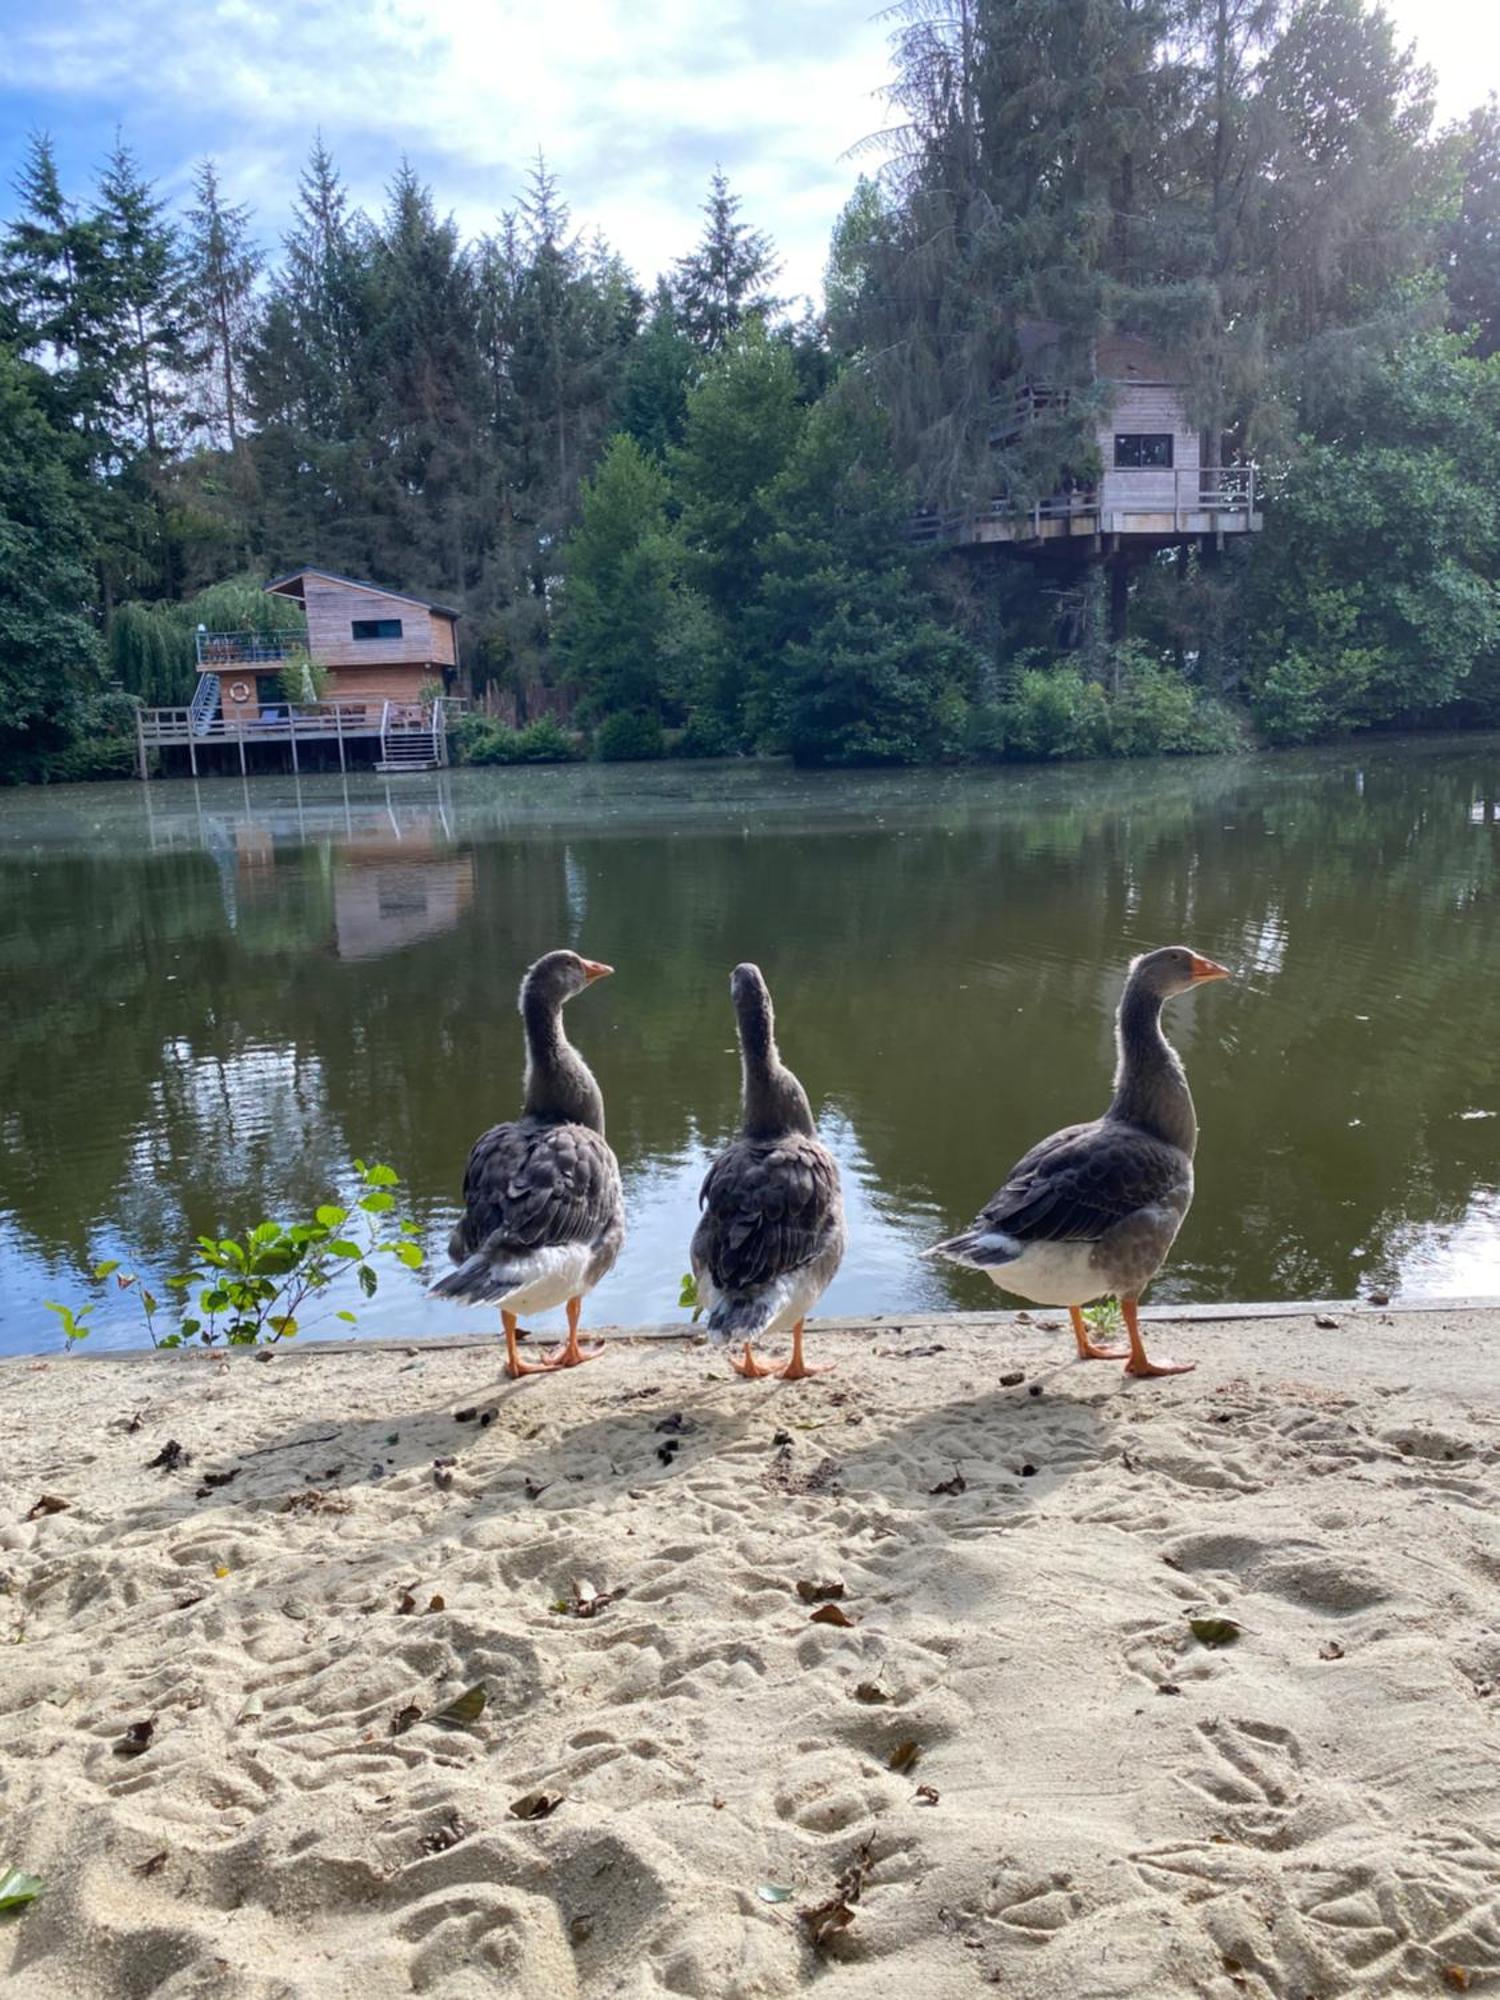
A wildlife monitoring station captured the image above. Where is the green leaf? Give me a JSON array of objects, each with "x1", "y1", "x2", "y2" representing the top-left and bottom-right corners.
[
  {"x1": 336, "y1": 1310, "x2": 358, "y2": 1324},
  {"x1": 328, "y1": 1239, "x2": 363, "y2": 1259},
  {"x1": 315, "y1": 1205, "x2": 348, "y2": 1229},
  {"x1": 363, "y1": 1164, "x2": 400, "y2": 1188},
  {"x1": 92, "y1": 1259, "x2": 121, "y2": 1280},
  {"x1": 399, "y1": 1219, "x2": 423, "y2": 1236},
  {"x1": 267, "y1": 1316, "x2": 298, "y2": 1340},
  {"x1": 359, "y1": 1191, "x2": 396, "y2": 1215},
  {"x1": 678, "y1": 1272, "x2": 699, "y2": 1310},
  {"x1": 394, "y1": 1242, "x2": 424, "y2": 1270},
  {"x1": 1188, "y1": 1616, "x2": 1242, "y2": 1649},
  {"x1": 358, "y1": 1264, "x2": 378, "y2": 1299},
  {"x1": 249, "y1": 1221, "x2": 283, "y2": 1245},
  {"x1": 217, "y1": 1239, "x2": 247, "y2": 1267},
  {"x1": 180, "y1": 1318, "x2": 203, "y2": 1337},
  {"x1": 0, "y1": 1867, "x2": 43, "y2": 1913},
  {"x1": 433, "y1": 1682, "x2": 488, "y2": 1725},
  {"x1": 140, "y1": 1291, "x2": 157, "y2": 1315}
]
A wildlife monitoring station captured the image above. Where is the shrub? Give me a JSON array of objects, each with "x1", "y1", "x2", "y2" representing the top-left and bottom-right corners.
[
  {"x1": 1001, "y1": 666, "x2": 1109, "y2": 759},
  {"x1": 49, "y1": 1160, "x2": 424, "y2": 1350},
  {"x1": 594, "y1": 710, "x2": 665, "y2": 761},
  {"x1": 452, "y1": 714, "x2": 583, "y2": 765}
]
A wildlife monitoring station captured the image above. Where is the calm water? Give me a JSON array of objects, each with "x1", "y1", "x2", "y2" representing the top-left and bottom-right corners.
[{"x1": 1, "y1": 741, "x2": 1497, "y2": 1356}]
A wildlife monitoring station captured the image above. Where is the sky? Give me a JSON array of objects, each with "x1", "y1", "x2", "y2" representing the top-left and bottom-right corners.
[{"x1": 0, "y1": 0, "x2": 1496, "y2": 309}]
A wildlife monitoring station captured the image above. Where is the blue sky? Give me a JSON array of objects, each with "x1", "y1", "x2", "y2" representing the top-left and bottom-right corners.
[{"x1": 0, "y1": 0, "x2": 1493, "y2": 307}]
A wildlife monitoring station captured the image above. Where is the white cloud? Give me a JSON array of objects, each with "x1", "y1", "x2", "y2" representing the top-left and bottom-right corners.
[{"x1": 3, "y1": 0, "x2": 896, "y2": 299}]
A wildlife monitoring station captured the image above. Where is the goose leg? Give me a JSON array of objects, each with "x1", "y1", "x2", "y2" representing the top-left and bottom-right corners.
[
  {"x1": 1070, "y1": 1303, "x2": 1130, "y2": 1361},
  {"x1": 1121, "y1": 1298, "x2": 1195, "y2": 1378},
  {"x1": 546, "y1": 1295, "x2": 604, "y2": 1369},
  {"x1": 731, "y1": 1340, "x2": 779, "y2": 1380},
  {"x1": 502, "y1": 1308, "x2": 561, "y2": 1379},
  {"x1": 776, "y1": 1319, "x2": 833, "y2": 1382}
]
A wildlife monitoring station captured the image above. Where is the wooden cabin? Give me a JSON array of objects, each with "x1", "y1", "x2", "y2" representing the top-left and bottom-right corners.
[
  {"x1": 136, "y1": 569, "x2": 464, "y2": 778},
  {"x1": 922, "y1": 323, "x2": 1260, "y2": 552},
  {"x1": 260, "y1": 569, "x2": 460, "y2": 716}
]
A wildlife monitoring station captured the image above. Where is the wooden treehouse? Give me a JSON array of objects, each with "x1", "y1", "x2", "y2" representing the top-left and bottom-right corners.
[
  {"x1": 914, "y1": 325, "x2": 1261, "y2": 636},
  {"x1": 135, "y1": 569, "x2": 464, "y2": 781}
]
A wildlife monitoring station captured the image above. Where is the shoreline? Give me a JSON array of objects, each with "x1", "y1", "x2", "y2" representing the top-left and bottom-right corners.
[{"x1": 3, "y1": 1304, "x2": 1498, "y2": 1996}]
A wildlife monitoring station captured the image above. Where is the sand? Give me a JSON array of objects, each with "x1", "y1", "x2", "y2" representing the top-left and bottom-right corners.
[{"x1": 1, "y1": 1304, "x2": 1498, "y2": 1999}]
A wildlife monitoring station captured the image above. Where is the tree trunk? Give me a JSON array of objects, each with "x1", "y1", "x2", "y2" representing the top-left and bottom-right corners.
[{"x1": 1109, "y1": 553, "x2": 1130, "y2": 643}]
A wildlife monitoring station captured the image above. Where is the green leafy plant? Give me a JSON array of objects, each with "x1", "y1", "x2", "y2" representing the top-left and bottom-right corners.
[
  {"x1": 45, "y1": 1299, "x2": 95, "y2": 1349},
  {"x1": 678, "y1": 1272, "x2": 703, "y2": 1321},
  {"x1": 277, "y1": 646, "x2": 329, "y2": 705},
  {"x1": 56, "y1": 1161, "x2": 425, "y2": 1351},
  {"x1": 1082, "y1": 1299, "x2": 1124, "y2": 1337}
]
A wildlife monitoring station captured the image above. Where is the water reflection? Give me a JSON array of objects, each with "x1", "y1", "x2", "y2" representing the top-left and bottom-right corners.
[{"x1": 0, "y1": 741, "x2": 1497, "y2": 1354}]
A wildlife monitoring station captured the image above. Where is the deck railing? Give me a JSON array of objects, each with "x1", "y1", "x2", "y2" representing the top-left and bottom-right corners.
[
  {"x1": 194, "y1": 629, "x2": 308, "y2": 668},
  {"x1": 911, "y1": 463, "x2": 1257, "y2": 543}
]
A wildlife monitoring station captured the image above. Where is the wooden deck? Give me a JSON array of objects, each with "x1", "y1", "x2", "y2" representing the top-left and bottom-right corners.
[
  {"x1": 914, "y1": 466, "x2": 1260, "y2": 548},
  {"x1": 134, "y1": 698, "x2": 453, "y2": 780}
]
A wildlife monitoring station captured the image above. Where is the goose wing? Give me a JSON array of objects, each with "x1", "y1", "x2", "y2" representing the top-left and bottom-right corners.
[
  {"x1": 452, "y1": 1117, "x2": 621, "y2": 1261},
  {"x1": 692, "y1": 1134, "x2": 842, "y2": 1293},
  {"x1": 975, "y1": 1119, "x2": 1190, "y2": 1247}
]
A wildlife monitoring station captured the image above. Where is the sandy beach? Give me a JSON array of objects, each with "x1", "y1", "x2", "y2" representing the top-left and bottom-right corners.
[{"x1": 2, "y1": 1305, "x2": 1498, "y2": 1999}]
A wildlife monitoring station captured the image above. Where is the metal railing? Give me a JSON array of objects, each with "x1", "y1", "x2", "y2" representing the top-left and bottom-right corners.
[{"x1": 194, "y1": 629, "x2": 307, "y2": 668}]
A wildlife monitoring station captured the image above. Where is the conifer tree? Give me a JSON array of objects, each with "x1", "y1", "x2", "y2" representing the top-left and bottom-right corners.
[
  {"x1": 670, "y1": 169, "x2": 782, "y2": 351},
  {"x1": 184, "y1": 159, "x2": 261, "y2": 448}
]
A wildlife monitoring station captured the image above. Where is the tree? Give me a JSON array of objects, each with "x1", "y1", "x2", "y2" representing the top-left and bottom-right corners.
[
  {"x1": 673, "y1": 322, "x2": 806, "y2": 739},
  {"x1": 184, "y1": 159, "x2": 262, "y2": 448},
  {"x1": 616, "y1": 281, "x2": 699, "y2": 457},
  {"x1": 0, "y1": 349, "x2": 104, "y2": 775},
  {"x1": 670, "y1": 169, "x2": 782, "y2": 351},
  {"x1": 1446, "y1": 98, "x2": 1500, "y2": 358},
  {"x1": 751, "y1": 389, "x2": 973, "y2": 763},
  {"x1": 1244, "y1": 333, "x2": 1500, "y2": 740},
  {"x1": 96, "y1": 138, "x2": 191, "y2": 460},
  {"x1": 559, "y1": 432, "x2": 696, "y2": 730}
]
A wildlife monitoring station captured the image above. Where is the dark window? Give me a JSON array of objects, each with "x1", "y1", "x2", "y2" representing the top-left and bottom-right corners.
[
  {"x1": 255, "y1": 674, "x2": 283, "y2": 707},
  {"x1": 1114, "y1": 433, "x2": 1174, "y2": 469},
  {"x1": 352, "y1": 618, "x2": 403, "y2": 641}
]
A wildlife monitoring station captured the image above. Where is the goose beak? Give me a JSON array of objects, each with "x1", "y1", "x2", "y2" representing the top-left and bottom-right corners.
[
  {"x1": 1189, "y1": 955, "x2": 1231, "y2": 984},
  {"x1": 581, "y1": 959, "x2": 614, "y2": 983}
]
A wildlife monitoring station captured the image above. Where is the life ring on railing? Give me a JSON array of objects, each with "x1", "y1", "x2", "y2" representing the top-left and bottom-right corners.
[{"x1": 227, "y1": 680, "x2": 252, "y2": 704}]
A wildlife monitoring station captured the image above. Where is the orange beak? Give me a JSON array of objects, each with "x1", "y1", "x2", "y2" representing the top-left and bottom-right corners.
[
  {"x1": 581, "y1": 959, "x2": 614, "y2": 983},
  {"x1": 1189, "y1": 954, "x2": 1231, "y2": 984}
]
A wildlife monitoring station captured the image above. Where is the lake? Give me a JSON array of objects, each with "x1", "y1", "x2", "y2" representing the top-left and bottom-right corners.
[{"x1": 1, "y1": 739, "x2": 1497, "y2": 1356}]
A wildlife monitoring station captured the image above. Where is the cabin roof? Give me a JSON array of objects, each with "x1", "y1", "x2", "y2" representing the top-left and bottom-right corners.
[
  {"x1": 1016, "y1": 319, "x2": 1178, "y2": 386},
  {"x1": 264, "y1": 567, "x2": 461, "y2": 621}
]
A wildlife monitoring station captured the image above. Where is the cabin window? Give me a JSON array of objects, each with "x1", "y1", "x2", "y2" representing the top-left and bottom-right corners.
[
  {"x1": 1114, "y1": 433, "x2": 1174, "y2": 469},
  {"x1": 351, "y1": 618, "x2": 403, "y2": 641}
]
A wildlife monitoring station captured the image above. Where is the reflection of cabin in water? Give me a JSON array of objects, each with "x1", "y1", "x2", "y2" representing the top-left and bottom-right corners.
[
  {"x1": 915, "y1": 323, "x2": 1261, "y2": 633},
  {"x1": 165, "y1": 787, "x2": 475, "y2": 958},
  {"x1": 136, "y1": 569, "x2": 464, "y2": 780}
]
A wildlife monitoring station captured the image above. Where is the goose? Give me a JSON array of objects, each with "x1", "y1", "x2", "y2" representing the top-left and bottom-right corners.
[
  {"x1": 430, "y1": 949, "x2": 624, "y2": 1378},
  {"x1": 928, "y1": 946, "x2": 1230, "y2": 1377},
  {"x1": 691, "y1": 963, "x2": 846, "y2": 1381}
]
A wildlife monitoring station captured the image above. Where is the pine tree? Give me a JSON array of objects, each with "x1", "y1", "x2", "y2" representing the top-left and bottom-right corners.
[
  {"x1": 616, "y1": 281, "x2": 698, "y2": 457},
  {"x1": 184, "y1": 159, "x2": 261, "y2": 448},
  {"x1": 670, "y1": 169, "x2": 782, "y2": 351},
  {"x1": 751, "y1": 389, "x2": 973, "y2": 763},
  {"x1": 559, "y1": 432, "x2": 692, "y2": 727},
  {"x1": 0, "y1": 348, "x2": 104, "y2": 773},
  {"x1": 96, "y1": 138, "x2": 191, "y2": 459},
  {"x1": 673, "y1": 322, "x2": 806, "y2": 739}
]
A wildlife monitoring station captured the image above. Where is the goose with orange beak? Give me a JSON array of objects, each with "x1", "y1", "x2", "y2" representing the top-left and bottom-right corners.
[
  {"x1": 928, "y1": 946, "x2": 1230, "y2": 1378},
  {"x1": 431, "y1": 949, "x2": 624, "y2": 1378}
]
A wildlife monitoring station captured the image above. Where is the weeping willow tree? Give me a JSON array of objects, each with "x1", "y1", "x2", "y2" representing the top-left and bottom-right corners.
[{"x1": 107, "y1": 576, "x2": 306, "y2": 705}]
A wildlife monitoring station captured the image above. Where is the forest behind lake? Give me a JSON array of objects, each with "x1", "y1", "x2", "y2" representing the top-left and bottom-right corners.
[{"x1": 7, "y1": 0, "x2": 1500, "y2": 780}]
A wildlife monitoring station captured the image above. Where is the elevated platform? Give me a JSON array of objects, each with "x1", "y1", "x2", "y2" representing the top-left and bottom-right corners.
[{"x1": 134, "y1": 699, "x2": 453, "y2": 779}]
